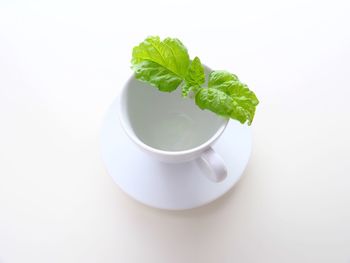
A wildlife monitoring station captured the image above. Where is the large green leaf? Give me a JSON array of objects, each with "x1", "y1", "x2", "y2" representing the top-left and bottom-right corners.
[{"x1": 131, "y1": 36, "x2": 190, "y2": 92}]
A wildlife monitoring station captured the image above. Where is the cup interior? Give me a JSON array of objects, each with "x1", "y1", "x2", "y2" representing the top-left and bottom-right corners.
[{"x1": 121, "y1": 76, "x2": 227, "y2": 152}]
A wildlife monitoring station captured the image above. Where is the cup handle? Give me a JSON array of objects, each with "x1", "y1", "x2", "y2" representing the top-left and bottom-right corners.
[{"x1": 200, "y1": 147, "x2": 227, "y2": 182}]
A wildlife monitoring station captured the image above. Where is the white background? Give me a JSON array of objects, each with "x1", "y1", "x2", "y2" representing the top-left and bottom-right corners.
[{"x1": 1, "y1": 0, "x2": 350, "y2": 262}]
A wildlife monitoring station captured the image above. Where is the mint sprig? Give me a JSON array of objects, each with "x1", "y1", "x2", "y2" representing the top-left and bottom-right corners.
[{"x1": 131, "y1": 36, "x2": 259, "y2": 125}]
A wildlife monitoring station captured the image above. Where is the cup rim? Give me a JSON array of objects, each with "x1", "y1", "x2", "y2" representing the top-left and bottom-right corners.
[{"x1": 119, "y1": 74, "x2": 229, "y2": 157}]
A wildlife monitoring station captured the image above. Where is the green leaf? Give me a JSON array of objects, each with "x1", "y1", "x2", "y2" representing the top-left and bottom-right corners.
[
  {"x1": 131, "y1": 36, "x2": 190, "y2": 92},
  {"x1": 195, "y1": 88, "x2": 234, "y2": 117},
  {"x1": 196, "y1": 70, "x2": 259, "y2": 125},
  {"x1": 132, "y1": 61, "x2": 183, "y2": 92},
  {"x1": 182, "y1": 57, "x2": 205, "y2": 97},
  {"x1": 225, "y1": 81, "x2": 259, "y2": 124},
  {"x1": 208, "y1": 70, "x2": 238, "y2": 91}
]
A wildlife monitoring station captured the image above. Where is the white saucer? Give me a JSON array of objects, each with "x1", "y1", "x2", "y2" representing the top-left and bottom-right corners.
[{"x1": 100, "y1": 97, "x2": 252, "y2": 210}]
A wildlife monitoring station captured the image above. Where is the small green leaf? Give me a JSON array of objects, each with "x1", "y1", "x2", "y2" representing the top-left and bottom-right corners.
[
  {"x1": 224, "y1": 81, "x2": 259, "y2": 124},
  {"x1": 182, "y1": 57, "x2": 205, "y2": 97},
  {"x1": 131, "y1": 36, "x2": 190, "y2": 92},
  {"x1": 196, "y1": 70, "x2": 259, "y2": 125}
]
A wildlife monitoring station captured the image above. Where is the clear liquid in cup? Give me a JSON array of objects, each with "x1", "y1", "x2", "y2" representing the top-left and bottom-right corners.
[{"x1": 126, "y1": 80, "x2": 225, "y2": 152}]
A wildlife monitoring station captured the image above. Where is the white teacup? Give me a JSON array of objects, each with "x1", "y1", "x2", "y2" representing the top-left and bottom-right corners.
[{"x1": 119, "y1": 73, "x2": 229, "y2": 182}]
